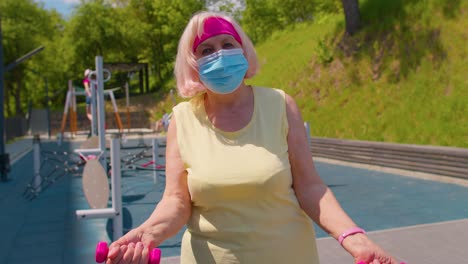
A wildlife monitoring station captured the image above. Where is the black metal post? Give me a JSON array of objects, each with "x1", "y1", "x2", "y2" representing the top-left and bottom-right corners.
[
  {"x1": 144, "y1": 63, "x2": 149, "y2": 92},
  {"x1": 45, "y1": 77, "x2": 51, "y2": 139},
  {"x1": 0, "y1": 17, "x2": 10, "y2": 181}
]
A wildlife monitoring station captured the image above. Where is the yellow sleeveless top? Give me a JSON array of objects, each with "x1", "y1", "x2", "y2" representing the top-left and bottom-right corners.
[{"x1": 173, "y1": 86, "x2": 319, "y2": 264}]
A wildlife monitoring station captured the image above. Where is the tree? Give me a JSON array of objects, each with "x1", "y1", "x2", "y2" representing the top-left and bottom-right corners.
[
  {"x1": 242, "y1": 0, "x2": 281, "y2": 43},
  {"x1": 66, "y1": 1, "x2": 125, "y2": 63},
  {"x1": 124, "y1": 0, "x2": 204, "y2": 89},
  {"x1": 242, "y1": 0, "x2": 320, "y2": 44},
  {"x1": 341, "y1": 0, "x2": 360, "y2": 35},
  {"x1": 206, "y1": 0, "x2": 245, "y2": 20},
  {"x1": 1, "y1": 0, "x2": 61, "y2": 116},
  {"x1": 273, "y1": 0, "x2": 315, "y2": 24}
]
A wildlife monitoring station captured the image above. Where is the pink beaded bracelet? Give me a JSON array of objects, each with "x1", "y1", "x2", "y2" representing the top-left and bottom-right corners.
[
  {"x1": 338, "y1": 227, "x2": 366, "y2": 246},
  {"x1": 358, "y1": 261, "x2": 407, "y2": 264}
]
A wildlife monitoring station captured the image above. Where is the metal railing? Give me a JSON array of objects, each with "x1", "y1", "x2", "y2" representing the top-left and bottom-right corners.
[
  {"x1": 159, "y1": 122, "x2": 467, "y2": 180},
  {"x1": 308, "y1": 136, "x2": 468, "y2": 179}
]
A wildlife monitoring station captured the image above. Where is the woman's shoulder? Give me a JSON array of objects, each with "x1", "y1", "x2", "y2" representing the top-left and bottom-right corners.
[
  {"x1": 252, "y1": 86, "x2": 283, "y2": 92},
  {"x1": 172, "y1": 101, "x2": 191, "y2": 117},
  {"x1": 173, "y1": 94, "x2": 204, "y2": 117},
  {"x1": 252, "y1": 86, "x2": 287, "y2": 102},
  {"x1": 173, "y1": 100, "x2": 191, "y2": 109}
]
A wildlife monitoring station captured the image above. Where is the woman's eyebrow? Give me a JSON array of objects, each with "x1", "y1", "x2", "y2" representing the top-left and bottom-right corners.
[
  {"x1": 222, "y1": 36, "x2": 236, "y2": 42},
  {"x1": 196, "y1": 43, "x2": 211, "y2": 52}
]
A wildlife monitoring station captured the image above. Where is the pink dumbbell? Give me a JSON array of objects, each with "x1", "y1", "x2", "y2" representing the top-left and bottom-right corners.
[{"x1": 95, "y1": 241, "x2": 161, "y2": 264}]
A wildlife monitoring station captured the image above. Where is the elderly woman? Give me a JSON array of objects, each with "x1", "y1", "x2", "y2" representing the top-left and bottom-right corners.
[{"x1": 106, "y1": 11, "x2": 398, "y2": 264}]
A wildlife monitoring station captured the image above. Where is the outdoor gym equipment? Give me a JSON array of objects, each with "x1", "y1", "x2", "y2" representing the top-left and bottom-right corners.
[
  {"x1": 79, "y1": 152, "x2": 109, "y2": 209},
  {"x1": 24, "y1": 135, "x2": 164, "y2": 202},
  {"x1": 76, "y1": 137, "x2": 123, "y2": 239},
  {"x1": 23, "y1": 135, "x2": 85, "y2": 201},
  {"x1": 71, "y1": 56, "x2": 110, "y2": 181},
  {"x1": 58, "y1": 59, "x2": 127, "y2": 142},
  {"x1": 76, "y1": 136, "x2": 164, "y2": 240},
  {"x1": 95, "y1": 241, "x2": 161, "y2": 264}
]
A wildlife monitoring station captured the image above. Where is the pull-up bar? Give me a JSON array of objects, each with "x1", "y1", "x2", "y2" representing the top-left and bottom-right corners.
[{"x1": 5, "y1": 46, "x2": 44, "y2": 72}]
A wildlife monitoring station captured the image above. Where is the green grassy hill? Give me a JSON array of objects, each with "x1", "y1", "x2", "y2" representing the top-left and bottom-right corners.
[{"x1": 248, "y1": 0, "x2": 467, "y2": 148}]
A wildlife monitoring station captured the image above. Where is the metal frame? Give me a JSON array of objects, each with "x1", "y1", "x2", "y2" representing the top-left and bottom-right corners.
[{"x1": 76, "y1": 138, "x2": 123, "y2": 240}]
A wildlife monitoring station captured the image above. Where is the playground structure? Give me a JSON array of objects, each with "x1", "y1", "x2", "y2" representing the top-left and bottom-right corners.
[
  {"x1": 60, "y1": 72, "x2": 123, "y2": 136},
  {"x1": 59, "y1": 72, "x2": 128, "y2": 138}
]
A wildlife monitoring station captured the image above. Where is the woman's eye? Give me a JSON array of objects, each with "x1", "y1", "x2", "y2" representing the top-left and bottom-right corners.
[
  {"x1": 201, "y1": 48, "x2": 213, "y2": 55},
  {"x1": 223, "y1": 43, "x2": 234, "y2": 49}
]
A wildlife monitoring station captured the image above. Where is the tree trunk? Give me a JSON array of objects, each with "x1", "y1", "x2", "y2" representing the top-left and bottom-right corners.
[{"x1": 341, "y1": 0, "x2": 361, "y2": 35}]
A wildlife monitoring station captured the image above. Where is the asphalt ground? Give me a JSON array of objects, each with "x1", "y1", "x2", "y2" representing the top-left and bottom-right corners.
[{"x1": 1, "y1": 134, "x2": 467, "y2": 264}]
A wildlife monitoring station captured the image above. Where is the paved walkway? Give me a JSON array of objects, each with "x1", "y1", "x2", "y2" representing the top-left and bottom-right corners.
[
  {"x1": 1, "y1": 133, "x2": 467, "y2": 263},
  {"x1": 6, "y1": 137, "x2": 34, "y2": 164},
  {"x1": 316, "y1": 218, "x2": 468, "y2": 264}
]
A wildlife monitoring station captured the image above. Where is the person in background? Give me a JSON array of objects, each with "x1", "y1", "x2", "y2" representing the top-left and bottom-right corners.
[
  {"x1": 154, "y1": 112, "x2": 172, "y2": 133},
  {"x1": 104, "y1": 11, "x2": 399, "y2": 264},
  {"x1": 83, "y1": 69, "x2": 93, "y2": 132}
]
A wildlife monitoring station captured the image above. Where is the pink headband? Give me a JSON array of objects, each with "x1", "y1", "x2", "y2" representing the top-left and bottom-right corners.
[{"x1": 192, "y1": 17, "x2": 242, "y2": 52}]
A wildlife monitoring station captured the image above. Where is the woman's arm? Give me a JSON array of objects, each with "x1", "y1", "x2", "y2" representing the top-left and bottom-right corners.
[
  {"x1": 284, "y1": 93, "x2": 397, "y2": 264},
  {"x1": 284, "y1": 93, "x2": 356, "y2": 237},
  {"x1": 107, "y1": 115, "x2": 191, "y2": 263},
  {"x1": 140, "y1": 114, "x2": 192, "y2": 241}
]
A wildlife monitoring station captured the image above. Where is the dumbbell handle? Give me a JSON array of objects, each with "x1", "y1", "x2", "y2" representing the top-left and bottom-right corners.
[{"x1": 95, "y1": 241, "x2": 161, "y2": 264}]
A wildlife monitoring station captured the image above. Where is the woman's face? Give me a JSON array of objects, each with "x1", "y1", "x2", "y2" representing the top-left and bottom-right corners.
[{"x1": 194, "y1": 34, "x2": 242, "y2": 59}]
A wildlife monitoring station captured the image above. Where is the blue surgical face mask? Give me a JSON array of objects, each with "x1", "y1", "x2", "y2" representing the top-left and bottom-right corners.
[{"x1": 197, "y1": 48, "x2": 249, "y2": 94}]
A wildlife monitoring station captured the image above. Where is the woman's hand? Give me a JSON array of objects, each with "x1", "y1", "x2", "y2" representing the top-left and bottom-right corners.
[
  {"x1": 106, "y1": 227, "x2": 156, "y2": 264},
  {"x1": 342, "y1": 233, "x2": 399, "y2": 264}
]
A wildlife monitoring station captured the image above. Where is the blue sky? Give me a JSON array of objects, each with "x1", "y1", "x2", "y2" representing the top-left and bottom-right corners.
[
  {"x1": 34, "y1": 0, "x2": 244, "y2": 18},
  {"x1": 34, "y1": 0, "x2": 79, "y2": 17}
]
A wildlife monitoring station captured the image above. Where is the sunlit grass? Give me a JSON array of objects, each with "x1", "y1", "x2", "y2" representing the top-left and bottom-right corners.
[{"x1": 249, "y1": 3, "x2": 467, "y2": 147}]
